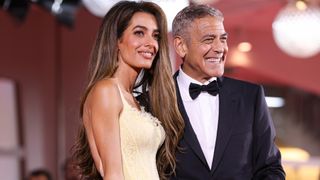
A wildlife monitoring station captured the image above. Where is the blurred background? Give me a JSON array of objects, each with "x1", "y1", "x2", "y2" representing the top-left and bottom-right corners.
[{"x1": 1, "y1": 0, "x2": 320, "y2": 179}]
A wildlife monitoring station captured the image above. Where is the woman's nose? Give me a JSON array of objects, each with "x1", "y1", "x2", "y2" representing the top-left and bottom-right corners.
[{"x1": 144, "y1": 35, "x2": 158, "y2": 49}]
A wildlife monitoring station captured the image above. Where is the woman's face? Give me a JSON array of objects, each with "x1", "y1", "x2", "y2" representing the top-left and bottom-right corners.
[{"x1": 117, "y1": 12, "x2": 160, "y2": 71}]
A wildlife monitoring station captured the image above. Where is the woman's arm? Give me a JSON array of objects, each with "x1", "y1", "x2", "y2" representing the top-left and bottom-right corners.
[{"x1": 83, "y1": 79, "x2": 124, "y2": 180}]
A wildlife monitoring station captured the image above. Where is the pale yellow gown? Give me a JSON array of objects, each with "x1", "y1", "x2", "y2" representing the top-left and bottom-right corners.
[{"x1": 100, "y1": 85, "x2": 165, "y2": 180}]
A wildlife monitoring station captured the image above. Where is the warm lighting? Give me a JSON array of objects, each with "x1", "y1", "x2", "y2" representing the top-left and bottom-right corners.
[
  {"x1": 237, "y1": 42, "x2": 252, "y2": 52},
  {"x1": 146, "y1": 0, "x2": 189, "y2": 31},
  {"x1": 191, "y1": 0, "x2": 220, "y2": 4},
  {"x1": 281, "y1": 148, "x2": 320, "y2": 180},
  {"x1": 280, "y1": 147, "x2": 310, "y2": 162},
  {"x1": 296, "y1": 0, "x2": 307, "y2": 10},
  {"x1": 82, "y1": 0, "x2": 118, "y2": 17},
  {"x1": 228, "y1": 49, "x2": 251, "y2": 67},
  {"x1": 82, "y1": 0, "x2": 189, "y2": 31},
  {"x1": 265, "y1": 96, "x2": 285, "y2": 108},
  {"x1": 272, "y1": 2, "x2": 320, "y2": 58},
  {"x1": 284, "y1": 165, "x2": 320, "y2": 180}
]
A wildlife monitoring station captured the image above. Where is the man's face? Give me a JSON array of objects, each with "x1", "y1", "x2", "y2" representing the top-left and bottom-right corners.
[{"x1": 180, "y1": 16, "x2": 228, "y2": 83}]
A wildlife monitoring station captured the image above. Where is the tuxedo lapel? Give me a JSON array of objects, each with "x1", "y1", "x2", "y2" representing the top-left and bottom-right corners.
[
  {"x1": 174, "y1": 72, "x2": 209, "y2": 169},
  {"x1": 211, "y1": 77, "x2": 238, "y2": 174}
]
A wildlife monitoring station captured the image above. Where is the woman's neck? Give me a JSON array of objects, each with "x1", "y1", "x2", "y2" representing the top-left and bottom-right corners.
[{"x1": 113, "y1": 65, "x2": 140, "y2": 93}]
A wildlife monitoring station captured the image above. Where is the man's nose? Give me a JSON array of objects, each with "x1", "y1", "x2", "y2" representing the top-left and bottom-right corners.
[{"x1": 212, "y1": 39, "x2": 225, "y2": 53}]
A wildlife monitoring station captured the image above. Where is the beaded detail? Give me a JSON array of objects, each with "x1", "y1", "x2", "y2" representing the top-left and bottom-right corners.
[{"x1": 116, "y1": 85, "x2": 165, "y2": 180}]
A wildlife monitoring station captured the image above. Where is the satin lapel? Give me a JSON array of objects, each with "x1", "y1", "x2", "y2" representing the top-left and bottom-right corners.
[
  {"x1": 211, "y1": 77, "x2": 238, "y2": 174},
  {"x1": 174, "y1": 72, "x2": 209, "y2": 168}
]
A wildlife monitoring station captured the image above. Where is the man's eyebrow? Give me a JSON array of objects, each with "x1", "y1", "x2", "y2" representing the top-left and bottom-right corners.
[
  {"x1": 201, "y1": 32, "x2": 228, "y2": 39},
  {"x1": 221, "y1": 32, "x2": 228, "y2": 37},
  {"x1": 201, "y1": 34, "x2": 215, "y2": 39}
]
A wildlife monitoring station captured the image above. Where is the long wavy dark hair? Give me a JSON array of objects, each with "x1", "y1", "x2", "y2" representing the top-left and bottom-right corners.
[{"x1": 72, "y1": 1, "x2": 184, "y2": 179}]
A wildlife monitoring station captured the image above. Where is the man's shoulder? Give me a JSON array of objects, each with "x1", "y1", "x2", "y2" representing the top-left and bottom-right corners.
[{"x1": 221, "y1": 76, "x2": 261, "y2": 92}]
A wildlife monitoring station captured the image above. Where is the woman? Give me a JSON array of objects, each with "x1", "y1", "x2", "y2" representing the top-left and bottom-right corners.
[{"x1": 72, "y1": 1, "x2": 184, "y2": 180}]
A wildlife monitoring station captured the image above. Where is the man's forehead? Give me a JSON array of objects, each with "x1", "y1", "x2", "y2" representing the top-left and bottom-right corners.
[
  {"x1": 192, "y1": 16, "x2": 224, "y2": 29},
  {"x1": 187, "y1": 17, "x2": 226, "y2": 36}
]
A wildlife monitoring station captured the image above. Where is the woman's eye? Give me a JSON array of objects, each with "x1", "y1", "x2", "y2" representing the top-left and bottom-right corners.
[
  {"x1": 134, "y1": 31, "x2": 144, "y2": 37},
  {"x1": 153, "y1": 33, "x2": 160, "y2": 41}
]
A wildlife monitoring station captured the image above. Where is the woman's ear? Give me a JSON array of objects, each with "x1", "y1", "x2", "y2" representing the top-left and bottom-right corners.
[{"x1": 173, "y1": 36, "x2": 187, "y2": 59}]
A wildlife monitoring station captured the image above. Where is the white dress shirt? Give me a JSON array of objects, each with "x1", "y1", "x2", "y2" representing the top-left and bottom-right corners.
[{"x1": 177, "y1": 68, "x2": 219, "y2": 169}]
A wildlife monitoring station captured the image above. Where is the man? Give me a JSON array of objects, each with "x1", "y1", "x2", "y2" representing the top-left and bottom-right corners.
[{"x1": 171, "y1": 4, "x2": 285, "y2": 179}]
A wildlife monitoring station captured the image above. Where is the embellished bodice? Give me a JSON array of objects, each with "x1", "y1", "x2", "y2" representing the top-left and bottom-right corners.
[{"x1": 114, "y1": 87, "x2": 165, "y2": 180}]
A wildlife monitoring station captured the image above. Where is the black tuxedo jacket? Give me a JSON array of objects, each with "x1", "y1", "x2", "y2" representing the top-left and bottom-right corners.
[{"x1": 171, "y1": 72, "x2": 285, "y2": 180}]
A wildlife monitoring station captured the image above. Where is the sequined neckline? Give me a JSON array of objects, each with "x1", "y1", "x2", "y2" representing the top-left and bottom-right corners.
[{"x1": 123, "y1": 103, "x2": 161, "y2": 127}]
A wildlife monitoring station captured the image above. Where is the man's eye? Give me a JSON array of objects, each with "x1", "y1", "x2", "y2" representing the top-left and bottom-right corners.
[
  {"x1": 204, "y1": 39, "x2": 214, "y2": 44},
  {"x1": 221, "y1": 37, "x2": 228, "y2": 42}
]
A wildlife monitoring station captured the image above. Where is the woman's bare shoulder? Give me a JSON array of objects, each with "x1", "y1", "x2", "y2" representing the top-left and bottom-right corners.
[{"x1": 84, "y1": 78, "x2": 123, "y2": 115}]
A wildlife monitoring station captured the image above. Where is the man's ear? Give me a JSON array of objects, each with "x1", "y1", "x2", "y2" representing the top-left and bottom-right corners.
[{"x1": 173, "y1": 36, "x2": 187, "y2": 58}]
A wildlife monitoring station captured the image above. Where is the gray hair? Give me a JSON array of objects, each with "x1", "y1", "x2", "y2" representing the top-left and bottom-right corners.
[{"x1": 172, "y1": 4, "x2": 224, "y2": 38}]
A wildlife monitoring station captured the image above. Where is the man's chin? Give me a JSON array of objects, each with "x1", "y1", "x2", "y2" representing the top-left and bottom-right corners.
[{"x1": 208, "y1": 70, "x2": 224, "y2": 78}]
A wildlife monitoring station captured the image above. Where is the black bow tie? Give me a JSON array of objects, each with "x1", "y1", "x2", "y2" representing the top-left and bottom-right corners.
[{"x1": 189, "y1": 80, "x2": 220, "y2": 100}]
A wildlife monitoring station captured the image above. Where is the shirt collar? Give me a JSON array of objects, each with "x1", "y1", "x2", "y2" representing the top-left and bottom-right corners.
[
  {"x1": 178, "y1": 67, "x2": 217, "y2": 87},
  {"x1": 177, "y1": 67, "x2": 217, "y2": 101}
]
